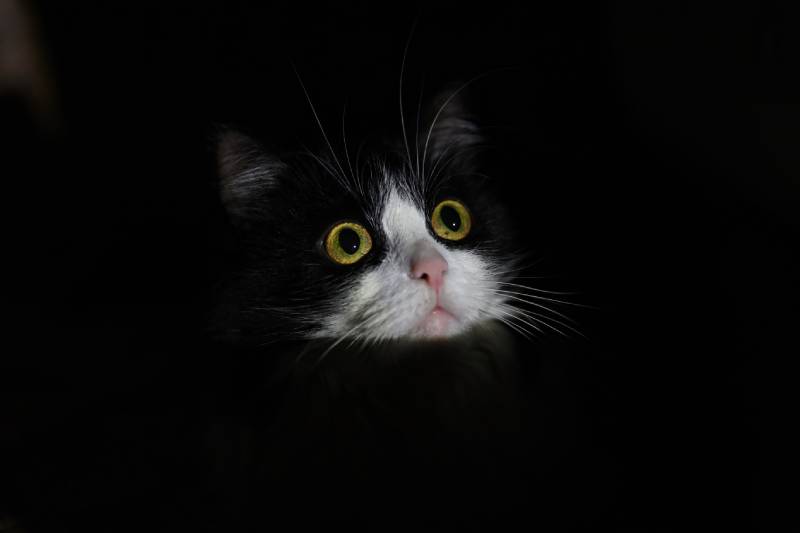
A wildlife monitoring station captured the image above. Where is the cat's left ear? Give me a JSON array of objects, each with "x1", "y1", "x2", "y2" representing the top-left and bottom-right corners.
[
  {"x1": 422, "y1": 86, "x2": 483, "y2": 169},
  {"x1": 216, "y1": 129, "x2": 286, "y2": 221}
]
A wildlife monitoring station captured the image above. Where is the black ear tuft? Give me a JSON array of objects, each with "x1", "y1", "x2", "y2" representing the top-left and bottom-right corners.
[
  {"x1": 216, "y1": 129, "x2": 286, "y2": 220},
  {"x1": 423, "y1": 85, "x2": 483, "y2": 168}
]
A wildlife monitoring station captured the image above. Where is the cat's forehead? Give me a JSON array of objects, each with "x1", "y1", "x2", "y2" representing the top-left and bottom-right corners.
[
  {"x1": 379, "y1": 186, "x2": 429, "y2": 247},
  {"x1": 353, "y1": 161, "x2": 428, "y2": 230}
]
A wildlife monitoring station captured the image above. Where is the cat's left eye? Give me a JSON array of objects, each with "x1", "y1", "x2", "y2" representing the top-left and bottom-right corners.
[
  {"x1": 325, "y1": 222, "x2": 373, "y2": 265},
  {"x1": 431, "y1": 199, "x2": 472, "y2": 241}
]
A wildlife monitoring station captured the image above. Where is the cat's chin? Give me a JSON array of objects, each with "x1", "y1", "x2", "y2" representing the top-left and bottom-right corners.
[{"x1": 411, "y1": 306, "x2": 461, "y2": 338}]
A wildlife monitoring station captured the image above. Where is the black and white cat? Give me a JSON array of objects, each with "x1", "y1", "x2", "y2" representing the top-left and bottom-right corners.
[{"x1": 208, "y1": 89, "x2": 565, "y2": 530}]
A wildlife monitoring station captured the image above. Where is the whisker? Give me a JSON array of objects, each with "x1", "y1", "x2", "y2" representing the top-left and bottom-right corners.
[
  {"x1": 298, "y1": 146, "x2": 347, "y2": 187},
  {"x1": 497, "y1": 281, "x2": 578, "y2": 296},
  {"x1": 497, "y1": 305, "x2": 549, "y2": 336},
  {"x1": 491, "y1": 259, "x2": 549, "y2": 279},
  {"x1": 477, "y1": 307, "x2": 537, "y2": 339},
  {"x1": 311, "y1": 322, "x2": 364, "y2": 368},
  {"x1": 292, "y1": 65, "x2": 351, "y2": 190},
  {"x1": 420, "y1": 68, "x2": 509, "y2": 183},
  {"x1": 512, "y1": 306, "x2": 585, "y2": 338},
  {"x1": 506, "y1": 307, "x2": 570, "y2": 338},
  {"x1": 426, "y1": 144, "x2": 488, "y2": 196},
  {"x1": 398, "y1": 21, "x2": 418, "y2": 180},
  {"x1": 495, "y1": 311, "x2": 541, "y2": 340},
  {"x1": 494, "y1": 290, "x2": 581, "y2": 325},
  {"x1": 496, "y1": 316, "x2": 537, "y2": 340},
  {"x1": 492, "y1": 288, "x2": 596, "y2": 310},
  {"x1": 354, "y1": 136, "x2": 368, "y2": 188},
  {"x1": 415, "y1": 79, "x2": 426, "y2": 198},
  {"x1": 341, "y1": 103, "x2": 363, "y2": 196}
]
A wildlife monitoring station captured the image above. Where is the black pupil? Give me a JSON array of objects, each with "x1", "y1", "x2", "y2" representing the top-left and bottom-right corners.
[
  {"x1": 338, "y1": 228, "x2": 361, "y2": 255},
  {"x1": 440, "y1": 205, "x2": 461, "y2": 232}
]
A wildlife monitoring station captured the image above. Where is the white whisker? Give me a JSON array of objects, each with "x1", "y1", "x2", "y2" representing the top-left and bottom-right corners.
[
  {"x1": 341, "y1": 103, "x2": 364, "y2": 197},
  {"x1": 398, "y1": 21, "x2": 417, "y2": 180},
  {"x1": 497, "y1": 281, "x2": 578, "y2": 296},
  {"x1": 492, "y1": 288, "x2": 595, "y2": 310},
  {"x1": 292, "y1": 65, "x2": 352, "y2": 191}
]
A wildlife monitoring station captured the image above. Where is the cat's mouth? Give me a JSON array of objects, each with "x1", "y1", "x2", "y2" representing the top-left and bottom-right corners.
[{"x1": 413, "y1": 305, "x2": 459, "y2": 338}]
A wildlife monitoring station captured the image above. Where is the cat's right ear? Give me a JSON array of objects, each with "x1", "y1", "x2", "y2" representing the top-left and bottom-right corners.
[{"x1": 216, "y1": 129, "x2": 286, "y2": 221}]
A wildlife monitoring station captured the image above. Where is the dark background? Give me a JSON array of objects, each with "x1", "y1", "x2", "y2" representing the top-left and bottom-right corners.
[{"x1": 2, "y1": 1, "x2": 798, "y2": 531}]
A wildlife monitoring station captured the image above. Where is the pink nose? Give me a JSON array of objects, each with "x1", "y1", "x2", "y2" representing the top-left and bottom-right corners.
[{"x1": 411, "y1": 247, "x2": 448, "y2": 293}]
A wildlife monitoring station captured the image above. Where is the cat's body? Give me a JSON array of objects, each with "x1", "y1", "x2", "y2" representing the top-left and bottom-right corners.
[{"x1": 208, "y1": 325, "x2": 532, "y2": 530}]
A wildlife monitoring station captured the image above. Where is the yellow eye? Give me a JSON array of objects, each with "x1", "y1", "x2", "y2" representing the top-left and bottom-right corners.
[
  {"x1": 431, "y1": 199, "x2": 472, "y2": 241},
  {"x1": 324, "y1": 222, "x2": 373, "y2": 265}
]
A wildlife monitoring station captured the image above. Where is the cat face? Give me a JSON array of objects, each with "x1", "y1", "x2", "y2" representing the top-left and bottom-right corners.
[{"x1": 217, "y1": 95, "x2": 521, "y2": 344}]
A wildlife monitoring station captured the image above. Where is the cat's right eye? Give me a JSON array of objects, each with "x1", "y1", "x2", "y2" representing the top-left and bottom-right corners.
[{"x1": 324, "y1": 222, "x2": 373, "y2": 265}]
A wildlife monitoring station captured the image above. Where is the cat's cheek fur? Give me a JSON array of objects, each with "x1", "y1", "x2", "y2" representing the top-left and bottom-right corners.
[
  {"x1": 437, "y1": 249, "x2": 503, "y2": 329},
  {"x1": 310, "y1": 265, "x2": 436, "y2": 341}
]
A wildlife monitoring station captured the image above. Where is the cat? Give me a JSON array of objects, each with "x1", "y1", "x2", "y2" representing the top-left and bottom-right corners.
[{"x1": 206, "y1": 88, "x2": 567, "y2": 530}]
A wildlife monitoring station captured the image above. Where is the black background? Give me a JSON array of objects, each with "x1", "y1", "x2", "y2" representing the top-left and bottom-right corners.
[{"x1": 2, "y1": 1, "x2": 799, "y2": 531}]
